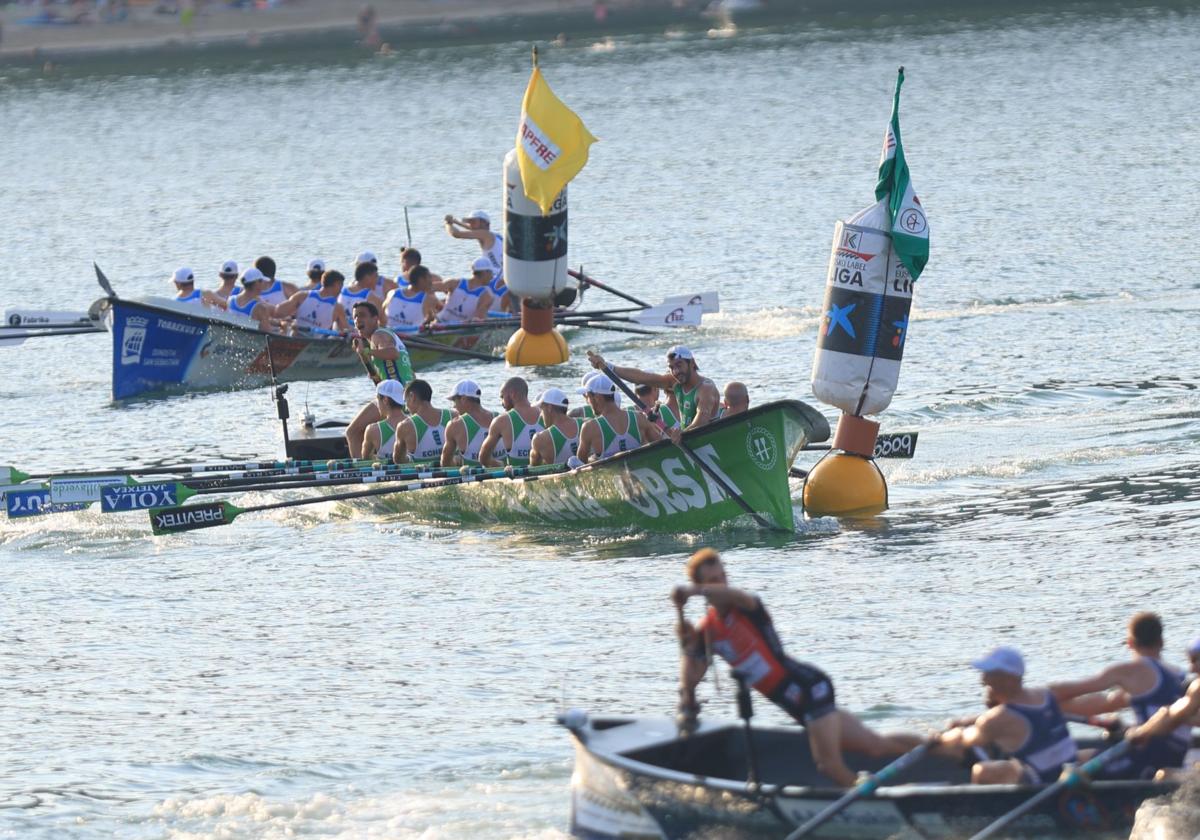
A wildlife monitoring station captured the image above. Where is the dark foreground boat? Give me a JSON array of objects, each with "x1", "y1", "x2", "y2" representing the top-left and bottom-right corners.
[{"x1": 561, "y1": 712, "x2": 1189, "y2": 839}]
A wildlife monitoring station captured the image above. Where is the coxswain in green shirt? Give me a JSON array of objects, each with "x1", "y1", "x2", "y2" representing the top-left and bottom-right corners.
[
  {"x1": 586, "y1": 345, "x2": 721, "y2": 441},
  {"x1": 344, "y1": 301, "x2": 415, "y2": 458}
]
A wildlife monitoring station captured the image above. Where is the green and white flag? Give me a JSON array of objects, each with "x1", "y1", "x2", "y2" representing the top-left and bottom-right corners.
[{"x1": 875, "y1": 67, "x2": 929, "y2": 282}]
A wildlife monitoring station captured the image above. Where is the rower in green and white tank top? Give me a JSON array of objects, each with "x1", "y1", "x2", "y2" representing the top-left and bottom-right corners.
[
  {"x1": 369, "y1": 327, "x2": 415, "y2": 384},
  {"x1": 672, "y1": 383, "x2": 699, "y2": 428},
  {"x1": 547, "y1": 420, "x2": 582, "y2": 465},
  {"x1": 373, "y1": 419, "x2": 398, "y2": 462},
  {"x1": 409, "y1": 409, "x2": 453, "y2": 463},
  {"x1": 504, "y1": 409, "x2": 543, "y2": 467},
  {"x1": 459, "y1": 414, "x2": 492, "y2": 467},
  {"x1": 655, "y1": 403, "x2": 679, "y2": 431},
  {"x1": 596, "y1": 409, "x2": 643, "y2": 459}
]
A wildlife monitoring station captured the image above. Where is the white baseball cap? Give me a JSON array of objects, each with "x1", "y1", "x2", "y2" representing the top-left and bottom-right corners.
[
  {"x1": 1187, "y1": 636, "x2": 1200, "y2": 657},
  {"x1": 971, "y1": 646, "x2": 1025, "y2": 677},
  {"x1": 172, "y1": 267, "x2": 195, "y2": 284},
  {"x1": 667, "y1": 345, "x2": 695, "y2": 361},
  {"x1": 449, "y1": 379, "x2": 482, "y2": 399},
  {"x1": 376, "y1": 379, "x2": 406, "y2": 404},
  {"x1": 471, "y1": 257, "x2": 494, "y2": 274},
  {"x1": 578, "y1": 374, "x2": 617, "y2": 397},
  {"x1": 356, "y1": 251, "x2": 377, "y2": 265},
  {"x1": 537, "y1": 387, "x2": 569, "y2": 408},
  {"x1": 307, "y1": 258, "x2": 326, "y2": 272},
  {"x1": 582, "y1": 370, "x2": 621, "y2": 405},
  {"x1": 240, "y1": 267, "x2": 265, "y2": 285},
  {"x1": 467, "y1": 210, "x2": 491, "y2": 224},
  {"x1": 219, "y1": 260, "x2": 239, "y2": 277}
]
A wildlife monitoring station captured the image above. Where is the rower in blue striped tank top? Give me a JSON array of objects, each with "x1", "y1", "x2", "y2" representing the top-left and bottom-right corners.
[
  {"x1": 938, "y1": 646, "x2": 1078, "y2": 785},
  {"x1": 1051, "y1": 611, "x2": 1193, "y2": 780}
]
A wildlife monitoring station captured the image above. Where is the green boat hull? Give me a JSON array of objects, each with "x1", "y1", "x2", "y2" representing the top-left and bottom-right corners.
[{"x1": 361, "y1": 399, "x2": 830, "y2": 532}]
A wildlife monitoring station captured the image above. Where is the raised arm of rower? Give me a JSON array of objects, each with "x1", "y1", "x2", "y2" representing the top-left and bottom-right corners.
[
  {"x1": 586, "y1": 351, "x2": 674, "y2": 389},
  {"x1": 1129, "y1": 679, "x2": 1200, "y2": 745},
  {"x1": 478, "y1": 414, "x2": 511, "y2": 468}
]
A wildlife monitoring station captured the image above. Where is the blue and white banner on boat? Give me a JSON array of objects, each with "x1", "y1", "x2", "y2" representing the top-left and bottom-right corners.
[
  {"x1": 6, "y1": 487, "x2": 89, "y2": 519},
  {"x1": 110, "y1": 302, "x2": 211, "y2": 400}
]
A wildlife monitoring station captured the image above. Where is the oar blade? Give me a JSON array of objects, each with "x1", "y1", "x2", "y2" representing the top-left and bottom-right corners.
[
  {"x1": 631, "y1": 302, "x2": 703, "y2": 327},
  {"x1": 3, "y1": 309, "x2": 93, "y2": 328},
  {"x1": 94, "y1": 263, "x2": 118, "y2": 297},
  {"x1": 0, "y1": 468, "x2": 30, "y2": 485},
  {"x1": 49, "y1": 475, "x2": 129, "y2": 504},
  {"x1": 101, "y1": 482, "x2": 195, "y2": 513},
  {"x1": 659, "y1": 291, "x2": 719, "y2": 314},
  {"x1": 5, "y1": 485, "x2": 89, "y2": 518},
  {"x1": 0, "y1": 335, "x2": 28, "y2": 348},
  {"x1": 149, "y1": 501, "x2": 240, "y2": 535}
]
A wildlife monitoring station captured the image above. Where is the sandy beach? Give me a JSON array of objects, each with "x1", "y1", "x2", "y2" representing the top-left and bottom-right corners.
[{"x1": 0, "y1": 0, "x2": 703, "y2": 64}]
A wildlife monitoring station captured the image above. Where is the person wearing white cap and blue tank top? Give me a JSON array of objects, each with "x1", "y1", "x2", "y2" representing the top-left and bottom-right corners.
[
  {"x1": 529, "y1": 388, "x2": 582, "y2": 467},
  {"x1": 586, "y1": 345, "x2": 721, "y2": 440},
  {"x1": 391, "y1": 379, "x2": 453, "y2": 465},
  {"x1": 935, "y1": 646, "x2": 1078, "y2": 785},
  {"x1": 214, "y1": 260, "x2": 240, "y2": 300},
  {"x1": 576, "y1": 373, "x2": 662, "y2": 462},
  {"x1": 362, "y1": 379, "x2": 408, "y2": 462},
  {"x1": 1049, "y1": 612, "x2": 1191, "y2": 779},
  {"x1": 440, "y1": 379, "x2": 497, "y2": 468},
  {"x1": 225, "y1": 268, "x2": 276, "y2": 329},
  {"x1": 274, "y1": 270, "x2": 348, "y2": 333},
  {"x1": 355, "y1": 250, "x2": 396, "y2": 298},
  {"x1": 301, "y1": 259, "x2": 326, "y2": 291},
  {"x1": 435, "y1": 257, "x2": 495, "y2": 324},
  {"x1": 171, "y1": 267, "x2": 205, "y2": 307},
  {"x1": 443, "y1": 209, "x2": 504, "y2": 285},
  {"x1": 478, "y1": 377, "x2": 543, "y2": 468}
]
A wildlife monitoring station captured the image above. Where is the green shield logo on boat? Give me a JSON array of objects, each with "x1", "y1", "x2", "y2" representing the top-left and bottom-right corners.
[{"x1": 746, "y1": 426, "x2": 779, "y2": 471}]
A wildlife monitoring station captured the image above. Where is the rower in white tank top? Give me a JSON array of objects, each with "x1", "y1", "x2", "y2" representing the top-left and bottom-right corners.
[
  {"x1": 437, "y1": 278, "x2": 489, "y2": 324},
  {"x1": 295, "y1": 290, "x2": 339, "y2": 330},
  {"x1": 385, "y1": 287, "x2": 427, "y2": 329},
  {"x1": 258, "y1": 280, "x2": 289, "y2": 307}
]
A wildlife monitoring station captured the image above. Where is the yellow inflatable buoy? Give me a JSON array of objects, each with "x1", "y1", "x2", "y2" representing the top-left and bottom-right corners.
[
  {"x1": 505, "y1": 300, "x2": 569, "y2": 366},
  {"x1": 802, "y1": 452, "x2": 887, "y2": 517}
]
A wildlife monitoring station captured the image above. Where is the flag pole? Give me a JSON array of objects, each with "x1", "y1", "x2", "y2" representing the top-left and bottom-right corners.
[{"x1": 532, "y1": 44, "x2": 539, "y2": 68}]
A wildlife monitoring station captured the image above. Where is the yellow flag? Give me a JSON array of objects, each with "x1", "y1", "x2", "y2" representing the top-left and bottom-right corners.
[{"x1": 516, "y1": 67, "x2": 597, "y2": 215}]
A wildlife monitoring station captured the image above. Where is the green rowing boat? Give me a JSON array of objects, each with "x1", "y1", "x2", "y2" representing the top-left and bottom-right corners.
[{"x1": 359, "y1": 399, "x2": 830, "y2": 532}]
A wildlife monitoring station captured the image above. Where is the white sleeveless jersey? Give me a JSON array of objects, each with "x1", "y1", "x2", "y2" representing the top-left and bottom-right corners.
[
  {"x1": 437, "y1": 279, "x2": 488, "y2": 324},
  {"x1": 484, "y1": 233, "x2": 504, "y2": 282},
  {"x1": 175, "y1": 290, "x2": 205, "y2": 307},
  {"x1": 338, "y1": 285, "x2": 374, "y2": 314},
  {"x1": 386, "y1": 288, "x2": 427, "y2": 328},
  {"x1": 295, "y1": 290, "x2": 339, "y2": 331},
  {"x1": 597, "y1": 409, "x2": 643, "y2": 459},
  {"x1": 409, "y1": 409, "x2": 453, "y2": 463},
  {"x1": 258, "y1": 280, "x2": 289, "y2": 307}
]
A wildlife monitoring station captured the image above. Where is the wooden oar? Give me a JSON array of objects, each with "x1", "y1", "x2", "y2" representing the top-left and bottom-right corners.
[
  {"x1": 785, "y1": 732, "x2": 945, "y2": 839},
  {"x1": 148, "y1": 465, "x2": 564, "y2": 534},
  {"x1": 601, "y1": 365, "x2": 787, "y2": 532},
  {"x1": 966, "y1": 741, "x2": 1132, "y2": 840}
]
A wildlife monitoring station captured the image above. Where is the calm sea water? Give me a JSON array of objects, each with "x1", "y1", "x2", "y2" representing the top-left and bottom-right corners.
[{"x1": 2, "y1": 3, "x2": 1199, "y2": 837}]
